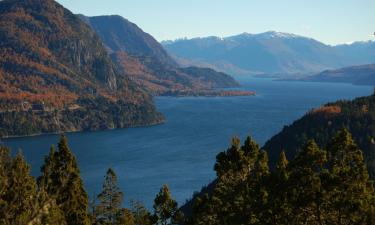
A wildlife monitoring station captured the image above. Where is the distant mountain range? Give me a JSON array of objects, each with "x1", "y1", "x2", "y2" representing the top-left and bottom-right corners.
[
  {"x1": 305, "y1": 63, "x2": 375, "y2": 85},
  {"x1": 162, "y1": 32, "x2": 375, "y2": 77},
  {"x1": 80, "y1": 15, "x2": 241, "y2": 96}
]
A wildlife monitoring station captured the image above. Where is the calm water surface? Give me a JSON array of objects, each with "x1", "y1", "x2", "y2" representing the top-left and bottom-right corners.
[{"x1": 3, "y1": 78, "x2": 372, "y2": 208}]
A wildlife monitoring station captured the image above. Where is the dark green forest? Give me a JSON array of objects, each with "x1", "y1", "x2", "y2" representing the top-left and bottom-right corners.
[
  {"x1": 264, "y1": 94, "x2": 375, "y2": 178},
  {"x1": 1, "y1": 130, "x2": 375, "y2": 224}
]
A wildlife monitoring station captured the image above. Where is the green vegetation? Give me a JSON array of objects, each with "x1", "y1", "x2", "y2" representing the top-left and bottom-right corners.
[
  {"x1": 264, "y1": 94, "x2": 375, "y2": 178},
  {"x1": 1, "y1": 129, "x2": 375, "y2": 224},
  {"x1": 185, "y1": 129, "x2": 375, "y2": 225}
]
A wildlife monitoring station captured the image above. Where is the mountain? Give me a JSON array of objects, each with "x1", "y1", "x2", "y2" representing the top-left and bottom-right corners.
[
  {"x1": 81, "y1": 15, "x2": 242, "y2": 96},
  {"x1": 335, "y1": 41, "x2": 375, "y2": 65},
  {"x1": 79, "y1": 15, "x2": 177, "y2": 67},
  {"x1": 263, "y1": 94, "x2": 375, "y2": 178},
  {"x1": 162, "y1": 32, "x2": 375, "y2": 77},
  {"x1": 305, "y1": 63, "x2": 375, "y2": 85},
  {"x1": 0, "y1": 0, "x2": 163, "y2": 137}
]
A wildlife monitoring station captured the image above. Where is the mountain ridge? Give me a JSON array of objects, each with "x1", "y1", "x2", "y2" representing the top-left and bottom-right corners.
[
  {"x1": 304, "y1": 63, "x2": 375, "y2": 85},
  {"x1": 0, "y1": 0, "x2": 163, "y2": 137},
  {"x1": 162, "y1": 32, "x2": 375, "y2": 77},
  {"x1": 81, "y1": 15, "x2": 246, "y2": 96}
]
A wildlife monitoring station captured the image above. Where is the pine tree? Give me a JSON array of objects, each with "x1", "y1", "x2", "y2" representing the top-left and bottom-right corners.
[
  {"x1": 2, "y1": 152, "x2": 37, "y2": 224},
  {"x1": 117, "y1": 208, "x2": 135, "y2": 225},
  {"x1": 95, "y1": 168, "x2": 124, "y2": 224},
  {"x1": 267, "y1": 151, "x2": 291, "y2": 225},
  {"x1": 38, "y1": 135, "x2": 90, "y2": 225},
  {"x1": 243, "y1": 150, "x2": 270, "y2": 224},
  {"x1": 29, "y1": 189, "x2": 67, "y2": 225},
  {"x1": 131, "y1": 200, "x2": 154, "y2": 225},
  {"x1": 153, "y1": 185, "x2": 183, "y2": 225},
  {"x1": 287, "y1": 140, "x2": 327, "y2": 225},
  {"x1": 0, "y1": 146, "x2": 11, "y2": 224},
  {"x1": 326, "y1": 129, "x2": 375, "y2": 224}
]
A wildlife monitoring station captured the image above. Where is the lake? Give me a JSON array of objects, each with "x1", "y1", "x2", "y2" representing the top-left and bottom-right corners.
[{"x1": 2, "y1": 78, "x2": 372, "y2": 208}]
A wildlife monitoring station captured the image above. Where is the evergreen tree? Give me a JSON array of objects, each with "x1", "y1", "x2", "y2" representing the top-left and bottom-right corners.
[
  {"x1": 267, "y1": 151, "x2": 291, "y2": 225},
  {"x1": 0, "y1": 146, "x2": 11, "y2": 224},
  {"x1": 38, "y1": 135, "x2": 90, "y2": 225},
  {"x1": 131, "y1": 200, "x2": 154, "y2": 225},
  {"x1": 153, "y1": 185, "x2": 183, "y2": 225},
  {"x1": 287, "y1": 140, "x2": 327, "y2": 225},
  {"x1": 243, "y1": 150, "x2": 270, "y2": 224},
  {"x1": 95, "y1": 168, "x2": 124, "y2": 224},
  {"x1": 117, "y1": 208, "x2": 135, "y2": 225},
  {"x1": 2, "y1": 152, "x2": 37, "y2": 224},
  {"x1": 326, "y1": 129, "x2": 375, "y2": 224},
  {"x1": 30, "y1": 189, "x2": 67, "y2": 225}
]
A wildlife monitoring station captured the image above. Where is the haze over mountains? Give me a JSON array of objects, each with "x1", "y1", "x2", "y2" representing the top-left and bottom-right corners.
[
  {"x1": 80, "y1": 15, "x2": 241, "y2": 96},
  {"x1": 162, "y1": 32, "x2": 375, "y2": 77},
  {"x1": 305, "y1": 63, "x2": 375, "y2": 85}
]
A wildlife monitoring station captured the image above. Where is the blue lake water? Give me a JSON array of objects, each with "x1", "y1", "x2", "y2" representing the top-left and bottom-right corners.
[{"x1": 2, "y1": 78, "x2": 372, "y2": 208}]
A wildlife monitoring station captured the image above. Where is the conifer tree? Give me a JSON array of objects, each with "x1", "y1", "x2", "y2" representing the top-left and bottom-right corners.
[
  {"x1": 0, "y1": 146, "x2": 11, "y2": 224},
  {"x1": 38, "y1": 135, "x2": 90, "y2": 225},
  {"x1": 117, "y1": 208, "x2": 135, "y2": 225},
  {"x1": 131, "y1": 200, "x2": 154, "y2": 225},
  {"x1": 267, "y1": 151, "x2": 291, "y2": 225},
  {"x1": 153, "y1": 185, "x2": 183, "y2": 225},
  {"x1": 287, "y1": 140, "x2": 327, "y2": 225},
  {"x1": 243, "y1": 150, "x2": 270, "y2": 224},
  {"x1": 2, "y1": 152, "x2": 37, "y2": 224},
  {"x1": 95, "y1": 168, "x2": 124, "y2": 224},
  {"x1": 326, "y1": 129, "x2": 375, "y2": 224}
]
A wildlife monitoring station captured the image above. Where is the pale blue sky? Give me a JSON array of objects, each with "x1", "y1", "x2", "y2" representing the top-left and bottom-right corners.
[{"x1": 57, "y1": 0, "x2": 375, "y2": 45}]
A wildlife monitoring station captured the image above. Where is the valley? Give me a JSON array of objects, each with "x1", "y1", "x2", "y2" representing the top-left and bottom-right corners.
[{"x1": 4, "y1": 78, "x2": 371, "y2": 208}]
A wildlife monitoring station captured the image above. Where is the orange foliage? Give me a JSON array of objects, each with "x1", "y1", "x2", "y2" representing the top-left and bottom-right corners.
[{"x1": 310, "y1": 105, "x2": 342, "y2": 115}]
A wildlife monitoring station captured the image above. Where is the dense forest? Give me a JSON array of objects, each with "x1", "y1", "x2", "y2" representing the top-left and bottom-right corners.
[
  {"x1": 1, "y1": 130, "x2": 375, "y2": 224},
  {"x1": 264, "y1": 93, "x2": 375, "y2": 178}
]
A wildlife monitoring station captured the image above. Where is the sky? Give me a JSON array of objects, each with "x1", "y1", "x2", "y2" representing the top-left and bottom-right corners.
[{"x1": 56, "y1": 0, "x2": 375, "y2": 45}]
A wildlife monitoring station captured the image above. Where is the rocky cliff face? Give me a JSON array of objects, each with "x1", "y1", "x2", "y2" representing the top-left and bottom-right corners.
[{"x1": 0, "y1": 0, "x2": 163, "y2": 137}]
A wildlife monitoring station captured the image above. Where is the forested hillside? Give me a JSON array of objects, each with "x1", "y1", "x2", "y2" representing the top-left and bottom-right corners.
[
  {"x1": 1, "y1": 131, "x2": 374, "y2": 224},
  {"x1": 0, "y1": 0, "x2": 163, "y2": 137},
  {"x1": 264, "y1": 94, "x2": 375, "y2": 178}
]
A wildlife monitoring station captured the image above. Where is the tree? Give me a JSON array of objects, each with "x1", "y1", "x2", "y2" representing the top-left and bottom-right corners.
[
  {"x1": 38, "y1": 135, "x2": 90, "y2": 225},
  {"x1": 2, "y1": 152, "x2": 37, "y2": 224},
  {"x1": 0, "y1": 146, "x2": 11, "y2": 224},
  {"x1": 267, "y1": 151, "x2": 291, "y2": 225},
  {"x1": 131, "y1": 200, "x2": 154, "y2": 225},
  {"x1": 326, "y1": 129, "x2": 375, "y2": 224},
  {"x1": 117, "y1": 208, "x2": 135, "y2": 225},
  {"x1": 95, "y1": 168, "x2": 124, "y2": 224},
  {"x1": 153, "y1": 185, "x2": 183, "y2": 225}
]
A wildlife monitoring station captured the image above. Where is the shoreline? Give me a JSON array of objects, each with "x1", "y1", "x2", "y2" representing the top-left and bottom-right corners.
[
  {"x1": 0, "y1": 119, "x2": 165, "y2": 140},
  {"x1": 0, "y1": 90, "x2": 256, "y2": 140}
]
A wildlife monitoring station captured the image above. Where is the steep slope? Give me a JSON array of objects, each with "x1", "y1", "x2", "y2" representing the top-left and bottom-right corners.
[
  {"x1": 162, "y1": 32, "x2": 375, "y2": 77},
  {"x1": 0, "y1": 0, "x2": 163, "y2": 137},
  {"x1": 81, "y1": 15, "x2": 242, "y2": 96},
  {"x1": 263, "y1": 94, "x2": 375, "y2": 178},
  {"x1": 79, "y1": 15, "x2": 177, "y2": 67},
  {"x1": 305, "y1": 63, "x2": 375, "y2": 85}
]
